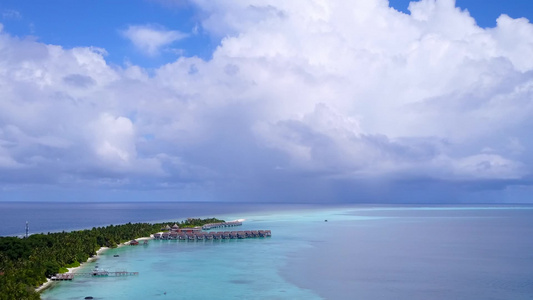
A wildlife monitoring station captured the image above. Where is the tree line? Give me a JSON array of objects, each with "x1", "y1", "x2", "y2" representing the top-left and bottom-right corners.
[{"x1": 0, "y1": 218, "x2": 224, "y2": 300}]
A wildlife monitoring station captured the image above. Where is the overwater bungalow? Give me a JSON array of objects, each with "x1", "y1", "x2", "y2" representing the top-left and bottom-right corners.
[{"x1": 153, "y1": 229, "x2": 271, "y2": 241}]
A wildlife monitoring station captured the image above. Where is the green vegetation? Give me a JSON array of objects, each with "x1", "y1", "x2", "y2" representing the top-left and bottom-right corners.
[
  {"x1": 0, "y1": 218, "x2": 224, "y2": 300},
  {"x1": 180, "y1": 217, "x2": 224, "y2": 228},
  {"x1": 65, "y1": 261, "x2": 80, "y2": 268}
]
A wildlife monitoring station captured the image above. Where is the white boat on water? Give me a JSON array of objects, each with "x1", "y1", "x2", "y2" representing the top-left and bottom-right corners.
[{"x1": 92, "y1": 266, "x2": 109, "y2": 277}]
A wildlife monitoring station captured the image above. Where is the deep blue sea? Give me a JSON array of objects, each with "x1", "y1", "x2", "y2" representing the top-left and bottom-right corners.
[
  {"x1": 0, "y1": 202, "x2": 321, "y2": 237},
  {"x1": 1, "y1": 202, "x2": 533, "y2": 299}
]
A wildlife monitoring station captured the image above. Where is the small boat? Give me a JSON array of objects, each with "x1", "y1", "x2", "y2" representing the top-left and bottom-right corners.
[
  {"x1": 113, "y1": 255, "x2": 119, "y2": 257},
  {"x1": 92, "y1": 266, "x2": 109, "y2": 277},
  {"x1": 92, "y1": 270, "x2": 109, "y2": 277}
]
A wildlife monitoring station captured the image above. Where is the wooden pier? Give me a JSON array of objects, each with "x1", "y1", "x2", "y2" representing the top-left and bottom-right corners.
[
  {"x1": 202, "y1": 221, "x2": 242, "y2": 230},
  {"x1": 51, "y1": 270, "x2": 138, "y2": 280},
  {"x1": 154, "y1": 230, "x2": 271, "y2": 240},
  {"x1": 76, "y1": 271, "x2": 139, "y2": 277}
]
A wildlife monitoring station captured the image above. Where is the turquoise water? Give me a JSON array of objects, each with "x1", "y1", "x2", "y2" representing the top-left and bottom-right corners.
[{"x1": 40, "y1": 205, "x2": 533, "y2": 299}]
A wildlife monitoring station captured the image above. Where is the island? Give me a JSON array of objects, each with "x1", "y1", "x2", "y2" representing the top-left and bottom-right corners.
[{"x1": 0, "y1": 217, "x2": 225, "y2": 299}]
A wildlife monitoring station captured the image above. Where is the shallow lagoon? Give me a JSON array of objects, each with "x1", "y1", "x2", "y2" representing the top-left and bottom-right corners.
[{"x1": 40, "y1": 205, "x2": 533, "y2": 299}]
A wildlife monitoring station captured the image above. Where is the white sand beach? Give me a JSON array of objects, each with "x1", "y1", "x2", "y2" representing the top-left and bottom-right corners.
[
  {"x1": 35, "y1": 248, "x2": 104, "y2": 293},
  {"x1": 36, "y1": 236, "x2": 153, "y2": 293}
]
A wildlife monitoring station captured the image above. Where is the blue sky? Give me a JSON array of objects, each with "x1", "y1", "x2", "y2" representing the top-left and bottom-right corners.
[
  {"x1": 0, "y1": 0, "x2": 532, "y2": 203},
  {"x1": 2, "y1": 0, "x2": 531, "y2": 68},
  {"x1": 0, "y1": 0, "x2": 216, "y2": 68},
  {"x1": 392, "y1": 0, "x2": 533, "y2": 27}
]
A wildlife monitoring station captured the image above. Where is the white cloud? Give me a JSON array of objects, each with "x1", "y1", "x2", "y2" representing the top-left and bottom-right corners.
[
  {"x1": 121, "y1": 24, "x2": 187, "y2": 56},
  {"x1": 2, "y1": 9, "x2": 21, "y2": 20},
  {"x1": 1, "y1": 0, "x2": 533, "y2": 202},
  {"x1": 88, "y1": 113, "x2": 136, "y2": 163}
]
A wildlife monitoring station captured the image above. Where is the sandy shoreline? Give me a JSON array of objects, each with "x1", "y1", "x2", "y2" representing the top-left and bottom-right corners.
[
  {"x1": 36, "y1": 235, "x2": 153, "y2": 293},
  {"x1": 36, "y1": 223, "x2": 242, "y2": 292}
]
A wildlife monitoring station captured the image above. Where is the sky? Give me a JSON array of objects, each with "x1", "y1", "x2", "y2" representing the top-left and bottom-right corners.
[{"x1": 0, "y1": 0, "x2": 532, "y2": 203}]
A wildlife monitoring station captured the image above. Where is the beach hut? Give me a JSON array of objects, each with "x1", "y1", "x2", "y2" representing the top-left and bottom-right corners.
[{"x1": 171, "y1": 224, "x2": 180, "y2": 231}]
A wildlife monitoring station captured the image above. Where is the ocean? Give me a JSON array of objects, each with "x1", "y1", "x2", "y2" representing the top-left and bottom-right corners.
[{"x1": 2, "y1": 202, "x2": 533, "y2": 299}]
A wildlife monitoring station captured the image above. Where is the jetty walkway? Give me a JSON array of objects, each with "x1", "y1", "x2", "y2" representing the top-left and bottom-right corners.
[
  {"x1": 202, "y1": 220, "x2": 242, "y2": 230},
  {"x1": 51, "y1": 271, "x2": 138, "y2": 281},
  {"x1": 154, "y1": 230, "x2": 271, "y2": 240}
]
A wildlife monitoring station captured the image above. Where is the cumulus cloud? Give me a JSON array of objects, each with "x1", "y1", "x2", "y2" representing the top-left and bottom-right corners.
[
  {"x1": 1, "y1": 0, "x2": 533, "y2": 202},
  {"x1": 88, "y1": 114, "x2": 136, "y2": 163},
  {"x1": 121, "y1": 24, "x2": 187, "y2": 56}
]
